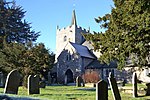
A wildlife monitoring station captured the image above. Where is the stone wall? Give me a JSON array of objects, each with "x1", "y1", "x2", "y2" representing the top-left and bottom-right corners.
[
  {"x1": 56, "y1": 25, "x2": 75, "y2": 61},
  {"x1": 75, "y1": 26, "x2": 89, "y2": 44},
  {"x1": 57, "y1": 49, "x2": 94, "y2": 83},
  {"x1": 57, "y1": 49, "x2": 81, "y2": 83}
]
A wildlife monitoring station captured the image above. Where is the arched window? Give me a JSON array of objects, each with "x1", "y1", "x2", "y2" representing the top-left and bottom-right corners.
[
  {"x1": 66, "y1": 54, "x2": 72, "y2": 61},
  {"x1": 64, "y1": 36, "x2": 67, "y2": 42}
]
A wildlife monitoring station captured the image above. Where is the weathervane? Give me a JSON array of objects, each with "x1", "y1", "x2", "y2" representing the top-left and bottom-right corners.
[{"x1": 73, "y1": 0, "x2": 76, "y2": 9}]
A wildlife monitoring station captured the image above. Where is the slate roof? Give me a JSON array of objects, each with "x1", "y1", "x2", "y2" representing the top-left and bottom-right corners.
[
  {"x1": 85, "y1": 60, "x2": 104, "y2": 69},
  {"x1": 85, "y1": 60, "x2": 117, "y2": 69},
  {"x1": 70, "y1": 42, "x2": 96, "y2": 59},
  {"x1": 82, "y1": 40, "x2": 94, "y2": 50}
]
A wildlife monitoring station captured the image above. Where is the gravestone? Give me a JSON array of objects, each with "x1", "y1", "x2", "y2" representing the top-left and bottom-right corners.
[
  {"x1": 39, "y1": 77, "x2": 46, "y2": 88},
  {"x1": 108, "y1": 72, "x2": 121, "y2": 100},
  {"x1": 28, "y1": 75, "x2": 40, "y2": 95},
  {"x1": 0, "y1": 72, "x2": 4, "y2": 87},
  {"x1": 145, "y1": 83, "x2": 150, "y2": 96},
  {"x1": 76, "y1": 76, "x2": 84, "y2": 87},
  {"x1": 4, "y1": 69, "x2": 21, "y2": 94},
  {"x1": 132, "y1": 72, "x2": 138, "y2": 97},
  {"x1": 47, "y1": 71, "x2": 51, "y2": 85},
  {"x1": 64, "y1": 75, "x2": 67, "y2": 85},
  {"x1": 96, "y1": 80, "x2": 108, "y2": 100}
]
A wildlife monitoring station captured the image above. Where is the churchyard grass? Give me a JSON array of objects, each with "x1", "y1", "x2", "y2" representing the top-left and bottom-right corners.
[{"x1": 0, "y1": 84, "x2": 150, "y2": 100}]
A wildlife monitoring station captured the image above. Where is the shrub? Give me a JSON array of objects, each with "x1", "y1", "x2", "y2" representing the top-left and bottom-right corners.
[{"x1": 82, "y1": 70, "x2": 100, "y2": 83}]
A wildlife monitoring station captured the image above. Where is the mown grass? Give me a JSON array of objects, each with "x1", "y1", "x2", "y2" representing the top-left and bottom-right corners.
[{"x1": 0, "y1": 84, "x2": 150, "y2": 100}]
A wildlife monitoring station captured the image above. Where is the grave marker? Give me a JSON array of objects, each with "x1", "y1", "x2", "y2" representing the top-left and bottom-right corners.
[
  {"x1": 4, "y1": 69, "x2": 21, "y2": 94},
  {"x1": 96, "y1": 80, "x2": 108, "y2": 100},
  {"x1": 47, "y1": 71, "x2": 51, "y2": 85},
  {"x1": 132, "y1": 72, "x2": 138, "y2": 97},
  {"x1": 0, "y1": 72, "x2": 4, "y2": 87},
  {"x1": 76, "y1": 76, "x2": 84, "y2": 87},
  {"x1": 64, "y1": 75, "x2": 67, "y2": 85},
  {"x1": 108, "y1": 72, "x2": 121, "y2": 100},
  {"x1": 145, "y1": 83, "x2": 150, "y2": 96},
  {"x1": 28, "y1": 75, "x2": 40, "y2": 95}
]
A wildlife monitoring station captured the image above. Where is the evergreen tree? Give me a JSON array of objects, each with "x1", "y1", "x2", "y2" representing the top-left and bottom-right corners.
[
  {"x1": 0, "y1": 0, "x2": 39, "y2": 48},
  {"x1": 86, "y1": 0, "x2": 150, "y2": 69},
  {"x1": 20, "y1": 42, "x2": 55, "y2": 87},
  {"x1": 0, "y1": 43, "x2": 26, "y2": 73},
  {"x1": 20, "y1": 42, "x2": 55, "y2": 76},
  {"x1": 0, "y1": 42, "x2": 55, "y2": 86}
]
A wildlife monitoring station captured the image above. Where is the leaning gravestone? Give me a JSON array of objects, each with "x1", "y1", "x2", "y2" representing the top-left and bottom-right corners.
[
  {"x1": 76, "y1": 76, "x2": 84, "y2": 87},
  {"x1": 108, "y1": 72, "x2": 121, "y2": 100},
  {"x1": 28, "y1": 75, "x2": 40, "y2": 95},
  {"x1": 132, "y1": 72, "x2": 138, "y2": 97},
  {"x1": 4, "y1": 69, "x2": 21, "y2": 94},
  {"x1": 96, "y1": 80, "x2": 108, "y2": 100}
]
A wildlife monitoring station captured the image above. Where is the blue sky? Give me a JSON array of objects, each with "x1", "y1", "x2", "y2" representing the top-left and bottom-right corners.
[{"x1": 13, "y1": 0, "x2": 114, "y2": 53}]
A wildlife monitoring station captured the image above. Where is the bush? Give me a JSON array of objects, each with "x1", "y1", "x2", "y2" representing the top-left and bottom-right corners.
[{"x1": 82, "y1": 70, "x2": 100, "y2": 83}]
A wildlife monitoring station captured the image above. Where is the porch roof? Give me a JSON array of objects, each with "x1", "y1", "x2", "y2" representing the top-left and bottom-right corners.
[{"x1": 85, "y1": 60, "x2": 117, "y2": 69}]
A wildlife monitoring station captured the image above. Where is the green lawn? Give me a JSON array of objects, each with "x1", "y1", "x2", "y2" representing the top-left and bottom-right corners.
[{"x1": 0, "y1": 84, "x2": 150, "y2": 100}]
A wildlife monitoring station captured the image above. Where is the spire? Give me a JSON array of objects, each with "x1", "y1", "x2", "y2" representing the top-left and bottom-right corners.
[{"x1": 71, "y1": 10, "x2": 77, "y2": 26}]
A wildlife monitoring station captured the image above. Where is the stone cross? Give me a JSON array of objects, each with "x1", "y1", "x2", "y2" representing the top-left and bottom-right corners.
[
  {"x1": 76, "y1": 76, "x2": 84, "y2": 87},
  {"x1": 108, "y1": 72, "x2": 121, "y2": 100},
  {"x1": 28, "y1": 75, "x2": 40, "y2": 95},
  {"x1": 132, "y1": 72, "x2": 138, "y2": 97},
  {"x1": 96, "y1": 80, "x2": 108, "y2": 100},
  {"x1": 4, "y1": 69, "x2": 21, "y2": 94}
]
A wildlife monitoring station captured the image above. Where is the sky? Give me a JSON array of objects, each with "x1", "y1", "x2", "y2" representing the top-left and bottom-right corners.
[{"x1": 12, "y1": 0, "x2": 114, "y2": 53}]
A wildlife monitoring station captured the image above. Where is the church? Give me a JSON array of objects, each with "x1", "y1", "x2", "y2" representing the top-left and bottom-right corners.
[{"x1": 55, "y1": 10, "x2": 123, "y2": 84}]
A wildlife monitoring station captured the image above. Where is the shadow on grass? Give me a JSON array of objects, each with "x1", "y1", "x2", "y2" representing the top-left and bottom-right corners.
[
  {"x1": 75, "y1": 88, "x2": 96, "y2": 91},
  {"x1": 139, "y1": 95, "x2": 150, "y2": 100},
  {"x1": 40, "y1": 93, "x2": 87, "y2": 96},
  {"x1": 68, "y1": 97, "x2": 76, "y2": 100},
  {"x1": 138, "y1": 95, "x2": 145, "y2": 97},
  {"x1": 0, "y1": 95, "x2": 40, "y2": 100}
]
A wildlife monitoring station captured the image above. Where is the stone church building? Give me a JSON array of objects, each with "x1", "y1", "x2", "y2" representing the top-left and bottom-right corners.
[{"x1": 54, "y1": 10, "x2": 129, "y2": 84}]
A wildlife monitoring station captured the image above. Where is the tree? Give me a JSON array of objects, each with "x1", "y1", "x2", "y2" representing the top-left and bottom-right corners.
[
  {"x1": 0, "y1": 42, "x2": 55, "y2": 86},
  {"x1": 20, "y1": 42, "x2": 55, "y2": 87},
  {"x1": 85, "y1": 0, "x2": 150, "y2": 69},
  {"x1": 0, "y1": 0, "x2": 39, "y2": 48},
  {"x1": 0, "y1": 42, "x2": 25, "y2": 73},
  {"x1": 20, "y1": 42, "x2": 55, "y2": 77},
  {"x1": 0, "y1": 42, "x2": 55, "y2": 74}
]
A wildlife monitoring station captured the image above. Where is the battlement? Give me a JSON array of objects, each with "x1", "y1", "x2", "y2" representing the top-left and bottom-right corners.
[
  {"x1": 57, "y1": 25, "x2": 74, "y2": 32},
  {"x1": 57, "y1": 25, "x2": 89, "y2": 33},
  {"x1": 77, "y1": 26, "x2": 89, "y2": 33}
]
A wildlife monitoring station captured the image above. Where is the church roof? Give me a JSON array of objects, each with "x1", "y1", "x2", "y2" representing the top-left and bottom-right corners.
[
  {"x1": 82, "y1": 40, "x2": 94, "y2": 50},
  {"x1": 85, "y1": 60, "x2": 117, "y2": 69},
  {"x1": 85, "y1": 60, "x2": 104, "y2": 69},
  {"x1": 70, "y1": 42, "x2": 96, "y2": 59}
]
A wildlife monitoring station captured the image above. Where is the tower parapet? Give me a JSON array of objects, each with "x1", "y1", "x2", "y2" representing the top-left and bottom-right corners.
[
  {"x1": 77, "y1": 26, "x2": 90, "y2": 33},
  {"x1": 57, "y1": 25, "x2": 89, "y2": 33}
]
